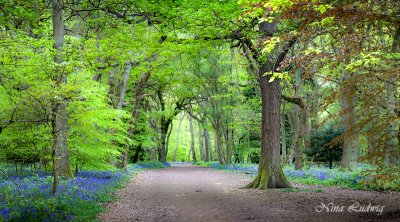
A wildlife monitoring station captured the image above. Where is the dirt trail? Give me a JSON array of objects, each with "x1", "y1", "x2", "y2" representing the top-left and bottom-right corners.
[{"x1": 98, "y1": 164, "x2": 400, "y2": 222}]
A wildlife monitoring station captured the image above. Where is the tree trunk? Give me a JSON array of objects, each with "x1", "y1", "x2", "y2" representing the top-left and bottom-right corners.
[
  {"x1": 300, "y1": 105, "x2": 308, "y2": 166},
  {"x1": 51, "y1": 0, "x2": 73, "y2": 195},
  {"x1": 132, "y1": 144, "x2": 142, "y2": 163},
  {"x1": 198, "y1": 122, "x2": 205, "y2": 161},
  {"x1": 247, "y1": 129, "x2": 251, "y2": 163},
  {"x1": 173, "y1": 116, "x2": 183, "y2": 162},
  {"x1": 288, "y1": 110, "x2": 298, "y2": 166},
  {"x1": 166, "y1": 121, "x2": 173, "y2": 155},
  {"x1": 224, "y1": 125, "x2": 232, "y2": 164},
  {"x1": 189, "y1": 116, "x2": 197, "y2": 162},
  {"x1": 227, "y1": 128, "x2": 234, "y2": 164},
  {"x1": 107, "y1": 69, "x2": 118, "y2": 107},
  {"x1": 150, "y1": 147, "x2": 156, "y2": 161},
  {"x1": 293, "y1": 105, "x2": 305, "y2": 170},
  {"x1": 156, "y1": 90, "x2": 175, "y2": 163},
  {"x1": 159, "y1": 127, "x2": 168, "y2": 162},
  {"x1": 339, "y1": 71, "x2": 359, "y2": 170},
  {"x1": 203, "y1": 127, "x2": 210, "y2": 162},
  {"x1": 116, "y1": 62, "x2": 132, "y2": 109},
  {"x1": 245, "y1": 69, "x2": 291, "y2": 189},
  {"x1": 121, "y1": 71, "x2": 151, "y2": 168},
  {"x1": 384, "y1": 27, "x2": 400, "y2": 167},
  {"x1": 309, "y1": 77, "x2": 320, "y2": 134},
  {"x1": 280, "y1": 114, "x2": 287, "y2": 164},
  {"x1": 214, "y1": 120, "x2": 225, "y2": 164},
  {"x1": 245, "y1": 21, "x2": 292, "y2": 189}
]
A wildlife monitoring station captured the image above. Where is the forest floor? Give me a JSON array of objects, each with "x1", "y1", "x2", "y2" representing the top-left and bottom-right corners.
[{"x1": 98, "y1": 163, "x2": 400, "y2": 222}]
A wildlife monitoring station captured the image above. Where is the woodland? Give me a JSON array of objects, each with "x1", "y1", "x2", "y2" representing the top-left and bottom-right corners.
[{"x1": 0, "y1": 0, "x2": 399, "y2": 221}]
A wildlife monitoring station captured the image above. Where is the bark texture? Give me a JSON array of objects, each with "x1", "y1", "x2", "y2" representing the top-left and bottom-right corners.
[
  {"x1": 51, "y1": 0, "x2": 73, "y2": 177},
  {"x1": 51, "y1": 0, "x2": 73, "y2": 195},
  {"x1": 245, "y1": 21, "x2": 292, "y2": 189},
  {"x1": 246, "y1": 68, "x2": 291, "y2": 189},
  {"x1": 339, "y1": 71, "x2": 359, "y2": 170},
  {"x1": 384, "y1": 27, "x2": 400, "y2": 167}
]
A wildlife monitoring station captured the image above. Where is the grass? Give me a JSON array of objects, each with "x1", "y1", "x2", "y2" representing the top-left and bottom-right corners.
[
  {"x1": 195, "y1": 161, "x2": 400, "y2": 192},
  {"x1": 0, "y1": 162, "x2": 170, "y2": 222}
]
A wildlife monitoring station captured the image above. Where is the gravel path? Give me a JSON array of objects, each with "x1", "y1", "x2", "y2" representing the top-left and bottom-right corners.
[{"x1": 98, "y1": 164, "x2": 400, "y2": 222}]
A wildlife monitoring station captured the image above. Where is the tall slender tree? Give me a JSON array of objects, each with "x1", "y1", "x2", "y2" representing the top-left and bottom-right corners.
[{"x1": 51, "y1": 0, "x2": 73, "y2": 195}]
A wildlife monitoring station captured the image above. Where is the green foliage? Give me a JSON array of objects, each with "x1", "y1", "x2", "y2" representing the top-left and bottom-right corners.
[
  {"x1": 361, "y1": 167, "x2": 400, "y2": 191},
  {"x1": 68, "y1": 73, "x2": 131, "y2": 170},
  {"x1": 249, "y1": 148, "x2": 260, "y2": 164}
]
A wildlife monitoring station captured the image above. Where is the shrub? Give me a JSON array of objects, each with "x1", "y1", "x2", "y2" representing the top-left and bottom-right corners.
[{"x1": 305, "y1": 126, "x2": 344, "y2": 168}]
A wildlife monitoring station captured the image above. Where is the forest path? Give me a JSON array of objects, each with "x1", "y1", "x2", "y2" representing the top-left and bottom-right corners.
[{"x1": 98, "y1": 164, "x2": 400, "y2": 222}]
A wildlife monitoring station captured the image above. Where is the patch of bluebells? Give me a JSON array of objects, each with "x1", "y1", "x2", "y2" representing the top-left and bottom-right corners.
[
  {"x1": 224, "y1": 164, "x2": 258, "y2": 175},
  {"x1": 137, "y1": 161, "x2": 171, "y2": 169},
  {"x1": 0, "y1": 164, "x2": 150, "y2": 221},
  {"x1": 285, "y1": 170, "x2": 307, "y2": 178}
]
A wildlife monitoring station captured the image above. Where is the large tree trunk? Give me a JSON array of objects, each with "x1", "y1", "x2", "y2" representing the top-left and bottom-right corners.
[
  {"x1": 339, "y1": 71, "x2": 359, "y2": 170},
  {"x1": 51, "y1": 0, "x2": 73, "y2": 195},
  {"x1": 246, "y1": 68, "x2": 291, "y2": 189},
  {"x1": 245, "y1": 21, "x2": 292, "y2": 189},
  {"x1": 384, "y1": 27, "x2": 400, "y2": 167}
]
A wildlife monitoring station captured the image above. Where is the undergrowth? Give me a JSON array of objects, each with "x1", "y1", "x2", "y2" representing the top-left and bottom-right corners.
[{"x1": 195, "y1": 161, "x2": 399, "y2": 192}]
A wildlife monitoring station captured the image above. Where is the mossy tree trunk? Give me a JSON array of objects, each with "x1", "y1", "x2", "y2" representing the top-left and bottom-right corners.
[
  {"x1": 245, "y1": 64, "x2": 291, "y2": 189},
  {"x1": 245, "y1": 21, "x2": 293, "y2": 189}
]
